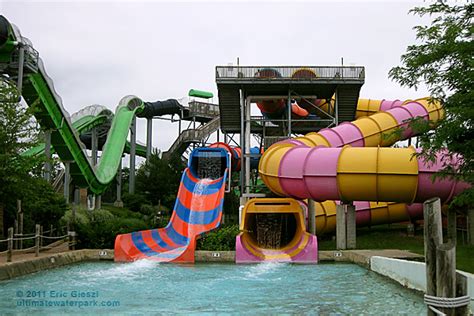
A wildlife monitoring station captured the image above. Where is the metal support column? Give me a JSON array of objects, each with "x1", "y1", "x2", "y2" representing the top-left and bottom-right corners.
[
  {"x1": 114, "y1": 157, "x2": 124, "y2": 207},
  {"x1": 287, "y1": 90, "x2": 292, "y2": 137},
  {"x1": 91, "y1": 128, "x2": 98, "y2": 165},
  {"x1": 63, "y1": 161, "x2": 70, "y2": 203},
  {"x1": 129, "y1": 117, "x2": 136, "y2": 194},
  {"x1": 308, "y1": 199, "x2": 316, "y2": 235},
  {"x1": 179, "y1": 110, "x2": 183, "y2": 135},
  {"x1": 334, "y1": 88, "x2": 339, "y2": 125},
  {"x1": 91, "y1": 128, "x2": 101, "y2": 209},
  {"x1": 16, "y1": 45, "x2": 25, "y2": 95},
  {"x1": 44, "y1": 130, "x2": 52, "y2": 182},
  {"x1": 239, "y1": 89, "x2": 245, "y2": 198},
  {"x1": 244, "y1": 97, "x2": 251, "y2": 195},
  {"x1": 146, "y1": 118, "x2": 152, "y2": 160}
]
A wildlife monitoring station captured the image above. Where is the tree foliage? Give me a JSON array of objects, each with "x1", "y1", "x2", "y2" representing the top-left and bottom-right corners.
[
  {"x1": 0, "y1": 76, "x2": 40, "y2": 190},
  {"x1": 389, "y1": 2, "x2": 473, "y2": 206},
  {"x1": 135, "y1": 153, "x2": 185, "y2": 208},
  {"x1": 0, "y1": 76, "x2": 67, "y2": 235}
]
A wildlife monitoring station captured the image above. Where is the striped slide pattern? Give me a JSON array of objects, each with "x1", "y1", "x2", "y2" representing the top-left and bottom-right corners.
[{"x1": 114, "y1": 150, "x2": 228, "y2": 263}]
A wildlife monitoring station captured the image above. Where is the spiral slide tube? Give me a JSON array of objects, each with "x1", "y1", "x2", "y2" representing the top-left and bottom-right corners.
[
  {"x1": 234, "y1": 96, "x2": 468, "y2": 261},
  {"x1": 209, "y1": 142, "x2": 260, "y2": 171},
  {"x1": 115, "y1": 148, "x2": 229, "y2": 263},
  {"x1": 262, "y1": 146, "x2": 469, "y2": 203},
  {"x1": 312, "y1": 200, "x2": 424, "y2": 235},
  {"x1": 292, "y1": 98, "x2": 444, "y2": 148},
  {"x1": 260, "y1": 98, "x2": 445, "y2": 194},
  {"x1": 257, "y1": 97, "x2": 469, "y2": 233},
  {"x1": 314, "y1": 97, "x2": 421, "y2": 120}
]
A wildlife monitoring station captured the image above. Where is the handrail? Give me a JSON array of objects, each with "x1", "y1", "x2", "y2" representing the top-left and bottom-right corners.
[
  {"x1": 216, "y1": 65, "x2": 365, "y2": 80},
  {"x1": 52, "y1": 168, "x2": 65, "y2": 191},
  {"x1": 164, "y1": 117, "x2": 220, "y2": 159}
]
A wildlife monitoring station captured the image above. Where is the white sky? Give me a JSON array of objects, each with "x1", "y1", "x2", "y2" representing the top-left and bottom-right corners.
[{"x1": 2, "y1": 0, "x2": 433, "y2": 163}]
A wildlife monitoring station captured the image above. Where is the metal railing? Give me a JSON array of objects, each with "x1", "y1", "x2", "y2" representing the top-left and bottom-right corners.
[
  {"x1": 10, "y1": 42, "x2": 39, "y2": 73},
  {"x1": 189, "y1": 101, "x2": 219, "y2": 118},
  {"x1": 52, "y1": 168, "x2": 66, "y2": 193},
  {"x1": 164, "y1": 117, "x2": 220, "y2": 158},
  {"x1": 216, "y1": 66, "x2": 365, "y2": 81}
]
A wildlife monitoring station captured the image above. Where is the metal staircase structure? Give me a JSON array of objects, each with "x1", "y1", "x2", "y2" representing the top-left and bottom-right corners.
[
  {"x1": 162, "y1": 117, "x2": 220, "y2": 160},
  {"x1": 215, "y1": 65, "x2": 365, "y2": 196}
]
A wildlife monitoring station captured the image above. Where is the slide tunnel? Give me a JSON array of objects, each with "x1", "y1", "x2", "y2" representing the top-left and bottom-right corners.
[
  {"x1": 312, "y1": 200, "x2": 423, "y2": 235},
  {"x1": 209, "y1": 142, "x2": 260, "y2": 171},
  {"x1": 260, "y1": 146, "x2": 468, "y2": 204},
  {"x1": 236, "y1": 198, "x2": 317, "y2": 263},
  {"x1": 236, "y1": 96, "x2": 469, "y2": 262}
]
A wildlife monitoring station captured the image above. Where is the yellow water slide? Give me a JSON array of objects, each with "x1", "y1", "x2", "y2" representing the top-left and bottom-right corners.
[{"x1": 259, "y1": 97, "x2": 467, "y2": 226}]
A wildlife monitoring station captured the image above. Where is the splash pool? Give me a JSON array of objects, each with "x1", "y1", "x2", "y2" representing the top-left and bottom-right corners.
[{"x1": 0, "y1": 261, "x2": 426, "y2": 314}]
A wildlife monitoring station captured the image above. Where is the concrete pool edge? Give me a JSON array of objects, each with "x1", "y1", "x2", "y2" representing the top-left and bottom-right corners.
[
  {"x1": 0, "y1": 249, "x2": 424, "y2": 281},
  {"x1": 370, "y1": 256, "x2": 474, "y2": 312},
  {"x1": 0, "y1": 249, "x2": 113, "y2": 281}
]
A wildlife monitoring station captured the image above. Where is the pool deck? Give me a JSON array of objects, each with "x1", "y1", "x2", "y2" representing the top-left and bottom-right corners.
[{"x1": 0, "y1": 247, "x2": 423, "y2": 281}]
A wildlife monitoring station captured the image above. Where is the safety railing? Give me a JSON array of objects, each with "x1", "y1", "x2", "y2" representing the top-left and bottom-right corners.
[
  {"x1": 9, "y1": 41, "x2": 39, "y2": 73},
  {"x1": 189, "y1": 101, "x2": 219, "y2": 118},
  {"x1": 164, "y1": 117, "x2": 220, "y2": 159},
  {"x1": 0, "y1": 225, "x2": 74, "y2": 262},
  {"x1": 216, "y1": 66, "x2": 365, "y2": 81}
]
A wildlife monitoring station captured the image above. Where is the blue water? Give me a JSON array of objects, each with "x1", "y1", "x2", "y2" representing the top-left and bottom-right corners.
[{"x1": 0, "y1": 261, "x2": 426, "y2": 315}]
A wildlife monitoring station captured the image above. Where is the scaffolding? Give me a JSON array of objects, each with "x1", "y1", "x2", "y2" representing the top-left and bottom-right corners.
[{"x1": 216, "y1": 65, "x2": 365, "y2": 198}]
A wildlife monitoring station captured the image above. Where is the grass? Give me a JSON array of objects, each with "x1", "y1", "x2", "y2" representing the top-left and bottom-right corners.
[{"x1": 318, "y1": 224, "x2": 474, "y2": 273}]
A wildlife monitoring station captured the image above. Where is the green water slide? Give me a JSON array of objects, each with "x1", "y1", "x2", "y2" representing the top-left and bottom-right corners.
[
  {"x1": 1, "y1": 16, "x2": 144, "y2": 194},
  {"x1": 22, "y1": 111, "x2": 110, "y2": 157},
  {"x1": 23, "y1": 107, "x2": 148, "y2": 158}
]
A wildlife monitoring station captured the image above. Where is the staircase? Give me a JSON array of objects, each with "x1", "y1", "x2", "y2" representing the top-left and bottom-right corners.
[
  {"x1": 162, "y1": 117, "x2": 220, "y2": 160},
  {"x1": 337, "y1": 84, "x2": 362, "y2": 123},
  {"x1": 217, "y1": 86, "x2": 240, "y2": 133}
]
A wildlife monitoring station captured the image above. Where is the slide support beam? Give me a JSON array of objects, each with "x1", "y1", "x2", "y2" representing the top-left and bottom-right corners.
[{"x1": 129, "y1": 117, "x2": 136, "y2": 194}]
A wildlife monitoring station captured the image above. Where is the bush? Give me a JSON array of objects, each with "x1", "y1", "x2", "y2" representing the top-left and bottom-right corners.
[
  {"x1": 122, "y1": 193, "x2": 148, "y2": 212},
  {"x1": 197, "y1": 224, "x2": 240, "y2": 251},
  {"x1": 75, "y1": 217, "x2": 149, "y2": 249},
  {"x1": 2, "y1": 176, "x2": 68, "y2": 235}
]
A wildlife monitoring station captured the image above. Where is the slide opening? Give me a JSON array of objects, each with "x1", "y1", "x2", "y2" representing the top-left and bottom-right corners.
[
  {"x1": 189, "y1": 148, "x2": 228, "y2": 180},
  {"x1": 245, "y1": 212, "x2": 298, "y2": 249}
]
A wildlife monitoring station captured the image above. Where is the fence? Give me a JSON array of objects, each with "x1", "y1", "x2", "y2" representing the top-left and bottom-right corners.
[
  {"x1": 0, "y1": 224, "x2": 75, "y2": 262},
  {"x1": 216, "y1": 66, "x2": 365, "y2": 81}
]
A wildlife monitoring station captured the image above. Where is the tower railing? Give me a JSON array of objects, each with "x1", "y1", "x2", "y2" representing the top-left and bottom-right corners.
[{"x1": 216, "y1": 66, "x2": 365, "y2": 80}]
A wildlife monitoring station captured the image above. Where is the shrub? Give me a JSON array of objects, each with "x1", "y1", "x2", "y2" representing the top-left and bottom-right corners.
[
  {"x1": 75, "y1": 217, "x2": 149, "y2": 249},
  {"x1": 122, "y1": 193, "x2": 148, "y2": 212},
  {"x1": 197, "y1": 224, "x2": 240, "y2": 251}
]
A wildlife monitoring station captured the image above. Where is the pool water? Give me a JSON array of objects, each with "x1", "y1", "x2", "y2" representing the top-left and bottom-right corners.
[{"x1": 0, "y1": 261, "x2": 426, "y2": 315}]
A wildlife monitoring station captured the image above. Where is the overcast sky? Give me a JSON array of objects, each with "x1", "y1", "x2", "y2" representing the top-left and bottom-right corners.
[{"x1": 2, "y1": 0, "x2": 432, "y2": 160}]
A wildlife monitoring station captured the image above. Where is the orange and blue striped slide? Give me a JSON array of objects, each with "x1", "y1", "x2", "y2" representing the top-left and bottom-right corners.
[{"x1": 114, "y1": 148, "x2": 229, "y2": 263}]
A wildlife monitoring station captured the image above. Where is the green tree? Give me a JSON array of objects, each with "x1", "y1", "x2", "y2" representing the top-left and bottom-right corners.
[
  {"x1": 136, "y1": 153, "x2": 185, "y2": 208},
  {"x1": 0, "y1": 76, "x2": 38, "y2": 234},
  {"x1": 0, "y1": 76, "x2": 67, "y2": 236},
  {"x1": 389, "y1": 2, "x2": 473, "y2": 206}
]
